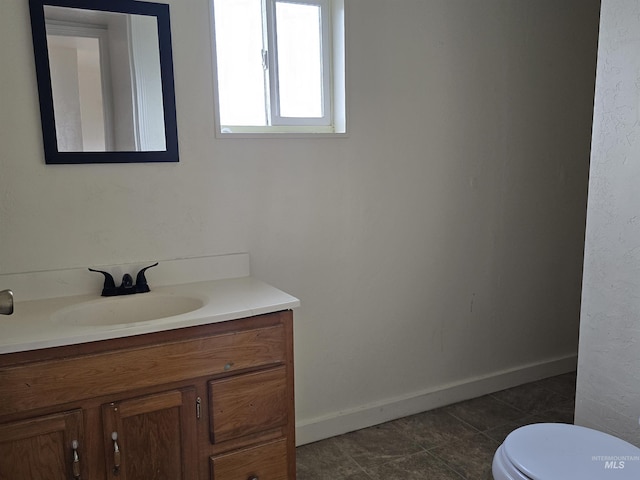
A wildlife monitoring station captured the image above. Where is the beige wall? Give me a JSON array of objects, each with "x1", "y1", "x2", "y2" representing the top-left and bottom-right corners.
[
  {"x1": 577, "y1": 0, "x2": 640, "y2": 447},
  {"x1": 0, "y1": 0, "x2": 599, "y2": 443}
]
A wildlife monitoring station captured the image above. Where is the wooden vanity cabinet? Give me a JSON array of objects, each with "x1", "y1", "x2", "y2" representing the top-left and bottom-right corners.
[{"x1": 0, "y1": 310, "x2": 296, "y2": 480}]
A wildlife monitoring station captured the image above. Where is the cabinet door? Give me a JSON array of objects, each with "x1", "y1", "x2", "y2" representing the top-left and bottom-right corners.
[
  {"x1": 102, "y1": 388, "x2": 198, "y2": 480},
  {"x1": 0, "y1": 410, "x2": 84, "y2": 480}
]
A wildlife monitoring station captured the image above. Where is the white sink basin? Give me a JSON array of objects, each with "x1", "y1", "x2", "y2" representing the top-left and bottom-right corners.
[{"x1": 52, "y1": 293, "x2": 205, "y2": 327}]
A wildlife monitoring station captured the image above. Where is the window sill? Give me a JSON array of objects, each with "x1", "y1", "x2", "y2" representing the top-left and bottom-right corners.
[{"x1": 216, "y1": 126, "x2": 348, "y2": 139}]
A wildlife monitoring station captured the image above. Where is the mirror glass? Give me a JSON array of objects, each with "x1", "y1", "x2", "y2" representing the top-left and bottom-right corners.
[{"x1": 29, "y1": 0, "x2": 179, "y2": 164}]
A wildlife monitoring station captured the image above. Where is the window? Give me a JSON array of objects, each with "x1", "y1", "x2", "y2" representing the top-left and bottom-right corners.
[{"x1": 211, "y1": 0, "x2": 345, "y2": 135}]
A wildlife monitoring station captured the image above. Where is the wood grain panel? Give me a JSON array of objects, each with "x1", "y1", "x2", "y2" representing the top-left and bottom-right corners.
[
  {"x1": 210, "y1": 438, "x2": 288, "y2": 480},
  {"x1": 0, "y1": 410, "x2": 83, "y2": 480},
  {"x1": 117, "y1": 390, "x2": 183, "y2": 418},
  {"x1": 209, "y1": 367, "x2": 287, "y2": 444},
  {"x1": 102, "y1": 388, "x2": 198, "y2": 480},
  {"x1": 0, "y1": 325, "x2": 285, "y2": 417}
]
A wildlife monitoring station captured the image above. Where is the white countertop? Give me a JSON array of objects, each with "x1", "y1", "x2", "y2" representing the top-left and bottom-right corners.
[{"x1": 0, "y1": 276, "x2": 300, "y2": 355}]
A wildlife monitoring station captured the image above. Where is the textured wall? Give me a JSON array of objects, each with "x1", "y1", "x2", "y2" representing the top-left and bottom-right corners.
[
  {"x1": 0, "y1": 0, "x2": 599, "y2": 441},
  {"x1": 576, "y1": 0, "x2": 640, "y2": 447}
]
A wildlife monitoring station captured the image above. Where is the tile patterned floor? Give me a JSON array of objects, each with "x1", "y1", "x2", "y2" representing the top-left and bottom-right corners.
[{"x1": 296, "y1": 371, "x2": 576, "y2": 480}]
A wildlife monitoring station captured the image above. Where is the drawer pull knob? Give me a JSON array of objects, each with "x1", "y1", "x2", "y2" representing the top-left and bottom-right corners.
[
  {"x1": 71, "y1": 439, "x2": 81, "y2": 479},
  {"x1": 112, "y1": 431, "x2": 121, "y2": 474},
  {"x1": 248, "y1": 476, "x2": 259, "y2": 480}
]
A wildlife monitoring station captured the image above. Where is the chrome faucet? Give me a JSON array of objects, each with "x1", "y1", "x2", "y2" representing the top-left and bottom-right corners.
[{"x1": 0, "y1": 289, "x2": 14, "y2": 315}]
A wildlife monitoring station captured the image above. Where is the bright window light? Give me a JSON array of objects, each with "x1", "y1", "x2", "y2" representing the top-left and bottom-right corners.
[
  {"x1": 274, "y1": 2, "x2": 323, "y2": 118},
  {"x1": 214, "y1": 0, "x2": 267, "y2": 126},
  {"x1": 211, "y1": 0, "x2": 345, "y2": 134}
]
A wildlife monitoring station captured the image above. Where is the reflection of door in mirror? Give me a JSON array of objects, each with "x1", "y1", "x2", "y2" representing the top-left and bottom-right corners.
[
  {"x1": 46, "y1": 24, "x2": 112, "y2": 152},
  {"x1": 128, "y1": 14, "x2": 166, "y2": 151},
  {"x1": 44, "y1": 6, "x2": 166, "y2": 153}
]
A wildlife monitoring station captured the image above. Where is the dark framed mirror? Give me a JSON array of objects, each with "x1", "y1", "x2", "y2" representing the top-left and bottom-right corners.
[{"x1": 29, "y1": 0, "x2": 179, "y2": 164}]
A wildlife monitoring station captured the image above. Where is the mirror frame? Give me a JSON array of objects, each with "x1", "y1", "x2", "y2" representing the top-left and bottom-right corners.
[{"x1": 29, "y1": 0, "x2": 179, "y2": 164}]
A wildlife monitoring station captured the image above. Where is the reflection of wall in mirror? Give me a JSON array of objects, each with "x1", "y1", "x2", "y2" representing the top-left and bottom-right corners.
[
  {"x1": 77, "y1": 41, "x2": 106, "y2": 150},
  {"x1": 48, "y1": 41, "x2": 83, "y2": 151}
]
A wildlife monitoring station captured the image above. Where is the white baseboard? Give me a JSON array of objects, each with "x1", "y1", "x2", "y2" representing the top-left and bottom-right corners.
[{"x1": 295, "y1": 353, "x2": 577, "y2": 446}]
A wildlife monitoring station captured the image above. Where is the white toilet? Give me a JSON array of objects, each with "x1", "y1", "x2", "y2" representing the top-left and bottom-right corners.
[{"x1": 492, "y1": 423, "x2": 640, "y2": 479}]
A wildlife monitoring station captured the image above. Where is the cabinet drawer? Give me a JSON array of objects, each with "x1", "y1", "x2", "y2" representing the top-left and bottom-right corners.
[
  {"x1": 210, "y1": 438, "x2": 288, "y2": 480},
  {"x1": 0, "y1": 324, "x2": 286, "y2": 417},
  {"x1": 209, "y1": 367, "x2": 287, "y2": 444}
]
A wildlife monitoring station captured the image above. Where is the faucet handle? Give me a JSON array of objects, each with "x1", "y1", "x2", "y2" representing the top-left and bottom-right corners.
[
  {"x1": 135, "y1": 263, "x2": 158, "y2": 293},
  {"x1": 88, "y1": 268, "x2": 118, "y2": 296}
]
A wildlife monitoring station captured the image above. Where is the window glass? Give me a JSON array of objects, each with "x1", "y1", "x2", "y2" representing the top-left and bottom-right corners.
[
  {"x1": 214, "y1": 0, "x2": 266, "y2": 126},
  {"x1": 275, "y1": 1, "x2": 323, "y2": 118}
]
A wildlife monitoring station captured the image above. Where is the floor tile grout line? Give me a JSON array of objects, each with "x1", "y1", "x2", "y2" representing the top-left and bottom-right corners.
[
  {"x1": 339, "y1": 446, "x2": 375, "y2": 479},
  {"x1": 344, "y1": 443, "x2": 428, "y2": 475},
  {"x1": 486, "y1": 392, "x2": 532, "y2": 414},
  {"x1": 387, "y1": 417, "x2": 432, "y2": 452},
  {"x1": 488, "y1": 389, "x2": 576, "y2": 418},
  {"x1": 440, "y1": 410, "x2": 485, "y2": 434},
  {"x1": 489, "y1": 381, "x2": 576, "y2": 410},
  {"x1": 444, "y1": 406, "x2": 520, "y2": 434},
  {"x1": 358, "y1": 449, "x2": 470, "y2": 480},
  {"x1": 424, "y1": 449, "x2": 472, "y2": 480},
  {"x1": 345, "y1": 453, "x2": 383, "y2": 480},
  {"x1": 418, "y1": 449, "x2": 471, "y2": 480}
]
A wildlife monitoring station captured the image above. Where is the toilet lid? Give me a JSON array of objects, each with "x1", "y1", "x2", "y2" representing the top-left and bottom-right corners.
[{"x1": 504, "y1": 423, "x2": 640, "y2": 480}]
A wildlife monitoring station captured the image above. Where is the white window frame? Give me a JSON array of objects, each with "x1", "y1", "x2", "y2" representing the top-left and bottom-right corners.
[
  {"x1": 266, "y1": 0, "x2": 332, "y2": 127},
  {"x1": 211, "y1": 0, "x2": 346, "y2": 136}
]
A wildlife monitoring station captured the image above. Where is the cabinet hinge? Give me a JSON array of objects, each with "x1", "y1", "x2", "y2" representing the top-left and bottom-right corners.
[{"x1": 196, "y1": 396, "x2": 201, "y2": 420}]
